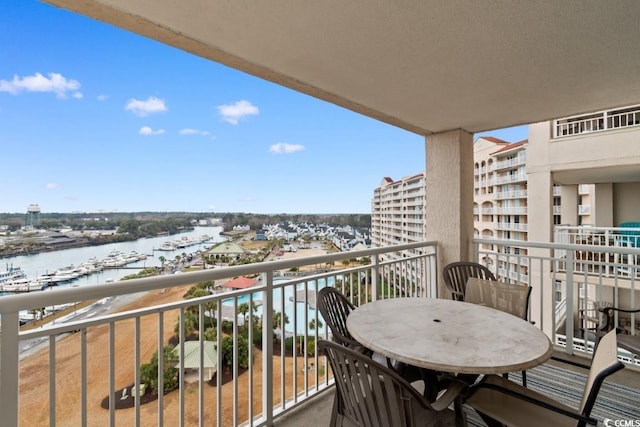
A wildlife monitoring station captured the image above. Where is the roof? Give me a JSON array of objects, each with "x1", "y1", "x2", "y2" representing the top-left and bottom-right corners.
[
  {"x1": 207, "y1": 242, "x2": 246, "y2": 255},
  {"x1": 45, "y1": 2, "x2": 640, "y2": 135},
  {"x1": 222, "y1": 276, "x2": 258, "y2": 289},
  {"x1": 172, "y1": 341, "x2": 217, "y2": 369},
  {"x1": 477, "y1": 136, "x2": 509, "y2": 145},
  {"x1": 492, "y1": 139, "x2": 529, "y2": 154}
]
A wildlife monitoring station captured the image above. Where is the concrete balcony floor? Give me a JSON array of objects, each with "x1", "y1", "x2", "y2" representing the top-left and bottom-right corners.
[{"x1": 276, "y1": 351, "x2": 640, "y2": 426}]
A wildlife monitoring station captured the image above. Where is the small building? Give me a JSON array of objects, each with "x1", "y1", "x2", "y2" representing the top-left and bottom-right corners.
[
  {"x1": 221, "y1": 276, "x2": 258, "y2": 291},
  {"x1": 206, "y1": 242, "x2": 246, "y2": 262},
  {"x1": 172, "y1": 341, "x2": 217, "y2": 383}
]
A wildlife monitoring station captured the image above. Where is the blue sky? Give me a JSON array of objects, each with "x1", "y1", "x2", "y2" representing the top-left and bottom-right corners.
[{"x1": 0, "y1": 1, "x2": 527, "y2": 215}]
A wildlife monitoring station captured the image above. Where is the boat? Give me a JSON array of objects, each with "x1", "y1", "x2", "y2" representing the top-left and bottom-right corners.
[
  {"x1": 50, "y1": 266, "x2": 80, "y2": 283},
  {"x1": 158, "y1": 242, "x2": 176, "y2": 251},
  {"x1": 0, "y1": 265, "x2": 27, "y2": 285},
  {"x1": 1, "y1": 278, "x2": 45, "y2": 293}
]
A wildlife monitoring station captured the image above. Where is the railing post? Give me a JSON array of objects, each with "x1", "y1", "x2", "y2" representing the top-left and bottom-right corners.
[
  {"x1": 1, "y1": 311, "x2": 20, "y2": 427},
  {"x1": 262, "y1": 271, "x2": 274, "y2": 425},
  {"x1": 565, "y1": 251, "x2": 575, "y2": 355},
  {"x1": 371, "y1": 254, "x2": 379, "y2": 301}
]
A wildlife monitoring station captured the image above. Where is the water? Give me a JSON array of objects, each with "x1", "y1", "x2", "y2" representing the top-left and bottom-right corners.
[
  {"x1": 0, "y1": 226, "x2": 225, "y2": 295},
  {"x1": 223, "y1": 277, "x2": 333, "y2": 336}
]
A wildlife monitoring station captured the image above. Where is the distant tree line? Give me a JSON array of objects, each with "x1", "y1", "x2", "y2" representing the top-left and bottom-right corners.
[{"x1": 0, "y1": 211, "x2": 371, "y2": 233}]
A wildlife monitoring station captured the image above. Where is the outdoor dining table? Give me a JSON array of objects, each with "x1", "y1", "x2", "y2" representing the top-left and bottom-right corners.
[
  {"x1": 346, "y1": 297, "x2": 553, "y2": 426},
  {"x1": 346, "y1": 297, "x2": 553, "y2": 376}
]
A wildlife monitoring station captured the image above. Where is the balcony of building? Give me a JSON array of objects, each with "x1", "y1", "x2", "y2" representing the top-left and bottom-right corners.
[
  {"x1": 3, "y1": 239, "x2": 640, "y2": 425},
  {"x1": 553, "y1": 105, "x2": 640, "y2": 139}
]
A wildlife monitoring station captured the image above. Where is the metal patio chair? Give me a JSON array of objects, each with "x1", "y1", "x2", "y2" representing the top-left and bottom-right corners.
[
  {"x1": 318, "y1": 339, "x2": 467, "y2": 427},
  {"x1": 465, "y1": 277, "x2": 533, "y2": 386},
  {"x1": 442, "y1": 261, "x2": 496, "y2": 301},
  {"x1": 464, "y1": 329, "x2": 624, "y2": 427}
]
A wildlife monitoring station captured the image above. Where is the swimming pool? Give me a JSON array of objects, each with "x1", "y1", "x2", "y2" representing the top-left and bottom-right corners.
[{"x1": 221, "y1": 277, "x2": 334, "y2": 335}]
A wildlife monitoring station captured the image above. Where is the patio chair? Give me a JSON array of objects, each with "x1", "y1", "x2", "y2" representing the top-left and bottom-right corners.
[
  {"x1": 442, "y1": 261, "x2": 496, "y2": 301},
  {"x1": 598, "y1": 305, "x2": 640, "y2": 356},
  {"x1": 316, "y1": 287, "x2": 426, "y2": 390},
  {"x1": 317, "y1": 286, "x2": 372, "y2": 355},
  {"x1": 465, "y1": 277, "x2": 533, "y2": 386},
  {"x1": 318, "y1": 339, "x2": 468, "y2": 427},
  {"x1": 464, "y1": 329, "x2": 624, "y2": 427}
]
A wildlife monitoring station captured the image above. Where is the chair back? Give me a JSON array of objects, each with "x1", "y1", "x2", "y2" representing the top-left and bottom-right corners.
[
  {"x1": 317, "y1": 287, "x2": 363, "y2": 349},
  {"x1": 442, "y1": 261, "x2": 496, "y2": 301},
  {"x1": 579, "y1": 329, "x2": 624, "y2": 415},
  {"x1": 318, "y1": 339, "x2": 448, "y2": 427},
  {"x1": 465, "y1": 278, "x2": 531, "y2": 320}
]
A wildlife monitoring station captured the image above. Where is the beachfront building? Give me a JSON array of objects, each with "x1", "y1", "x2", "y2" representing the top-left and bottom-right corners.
[
  {"x1": 371, "y1": 174, "x2": 425, "y2": 252},
  {"x1": 371, "y1": 174, "x2": 427, "y2": 292},
  {"x1": 473, "y1": 137, "x2": 530, "y2": 283}
]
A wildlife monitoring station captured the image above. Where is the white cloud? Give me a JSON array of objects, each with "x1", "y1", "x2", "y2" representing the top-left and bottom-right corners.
[
  {"x1": 180, "y1": 128, "x2": 210, "y2": 136},
  {"x1": 125, "y1": 96, "x2": 167, "y2": 117},
  {"x1": 139, "y1": 126, "x2": 165, "y2": 136},
  {"x1": 217, "y1": 100, "x2": 259, "y2": 125},
  {"x1": 46, "y1": 182, "x2": 59, "y2": 189},
  {"x1": 0, "y1": 72, "x2": 82, "y2": 99},
  {"x1": 97, "y1": 94, "x2": 109, "y2": 101},
  {"x1": 269, "y1": 142, "x2": 305, "y2": 154},
  {"x1": 72, "y1": 92, "x2": 83, "y2": 99}
]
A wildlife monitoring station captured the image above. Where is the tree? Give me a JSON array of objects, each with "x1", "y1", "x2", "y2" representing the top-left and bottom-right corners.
[
  {"x1": 273, "y1": 310, "x2": 289, "y2": 331},
  {"x1": 221, "y1": 334, "x2": 250, "y2": 369},
  {"x1": 204, "y1": 326, "x2": 217, "y2": 342},
  {"x1": 238, "y1": 302, "x2": 250, "y2": 330},
  {"x1": 308, "y1": 318, "x2": 323, "y2": 330},
  {"x1": 174, "y1": 310, "x2": 198, "y2": 338},
  {"x1": 139, "y1": 346, "x2": 179, "y2": 394}
]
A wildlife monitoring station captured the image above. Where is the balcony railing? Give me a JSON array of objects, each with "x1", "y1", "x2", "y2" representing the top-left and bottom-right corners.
[
  {"x1": 3, "y1": 236, "x2": 640, "y2": 426},
  {"x1": 553, "y1": 104, "x2": 640, "y2": 138},
  {"x1": 0, "y1": 241, "x2": 437, "y2": 426},
  {"x1": 476, "y1": 237, "x2": 640, "y2": 367}
]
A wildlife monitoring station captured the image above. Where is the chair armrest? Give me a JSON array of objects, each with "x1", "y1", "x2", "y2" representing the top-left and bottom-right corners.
[
  {"x1": 430, "y1": 379, "x2": 468, "y2": 412},
  {"x1": 467, "y1": 380, "x2": 597, "y2": 425},
  {"x1": 598, "y1": 306, "x2": 640, "y2": 332}
]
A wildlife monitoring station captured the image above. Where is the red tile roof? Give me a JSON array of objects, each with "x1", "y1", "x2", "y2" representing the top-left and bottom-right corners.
[
  {"x1": 492, "y1": 139, "x2": 528, "y2": 154},
  {"x1": 477, "y1": 136, "x2": 509, "y2": 144},
  {"x1": 222, "y1": 276, "x2": 258, "y2": 289}
]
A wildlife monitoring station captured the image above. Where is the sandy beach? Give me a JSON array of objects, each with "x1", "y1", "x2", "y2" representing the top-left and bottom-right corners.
[{"x1": 17, "y1": 245, "x2": 330, "y2": 426}]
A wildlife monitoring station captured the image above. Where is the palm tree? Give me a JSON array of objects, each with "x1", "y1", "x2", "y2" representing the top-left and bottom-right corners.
[{"x1": 308, "y1": 318, "x2": 323, "y2": 330}]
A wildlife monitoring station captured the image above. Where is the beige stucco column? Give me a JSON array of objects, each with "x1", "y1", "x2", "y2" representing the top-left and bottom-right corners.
[
  {"x1": 526, "y1": 169, "x2": 555, "y2": 336},
  {"x1": 424, "y1": 129, "x2": 474, "y2": 298},
  {"x1": 593, "y1": 183, "x2": 613, "y2": 226},
  {"x1": 560, "y1": 184, "x2": 579, "y2": 225}
]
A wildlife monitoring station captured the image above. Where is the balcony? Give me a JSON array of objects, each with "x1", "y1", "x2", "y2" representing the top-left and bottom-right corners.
[
  {"x1": 3, "y1": 239, "x2": 640, "y2": 426},
  {"x1": 554, "y1": 105, "x2": 640, "y2": 138}
]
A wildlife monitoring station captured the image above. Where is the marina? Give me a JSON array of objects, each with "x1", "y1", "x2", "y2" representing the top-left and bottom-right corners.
[{"x1": 0, "y1": 227, "x2": 223, "y2": 295}]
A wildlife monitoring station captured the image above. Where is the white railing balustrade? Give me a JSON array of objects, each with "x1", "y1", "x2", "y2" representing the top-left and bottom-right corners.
[
  {"x1": 553, "y1": 104, "x2": 640, "y2": 138},
  {"x1": 476, "y1": 238, "x2": 640, "y2": 367},
  {"x1": 0, "y1": 242, "x2": 437, "y2": 426}
]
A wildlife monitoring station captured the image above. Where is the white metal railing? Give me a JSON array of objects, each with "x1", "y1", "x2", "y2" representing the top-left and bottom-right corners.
[
  {"x1": 494, "y1": 190, "x2": 528, "y2": 199},
  {"x1": 0, "y1": 241, "x2": 437, "y2": 426},
  {"x1": 475, "y1": 237, "x2": 640, "y2": 366},
  {"x1": 495, "y1": 156, "x2": 526, "y2": 171},
  {"x1": 553, "y1": 104, "x2": 640, "y2": 138}
]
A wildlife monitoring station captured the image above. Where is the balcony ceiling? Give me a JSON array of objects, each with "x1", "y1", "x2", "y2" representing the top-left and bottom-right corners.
[{"x1": 45, "y1": 1, "x2": 640, "y2": 136}]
